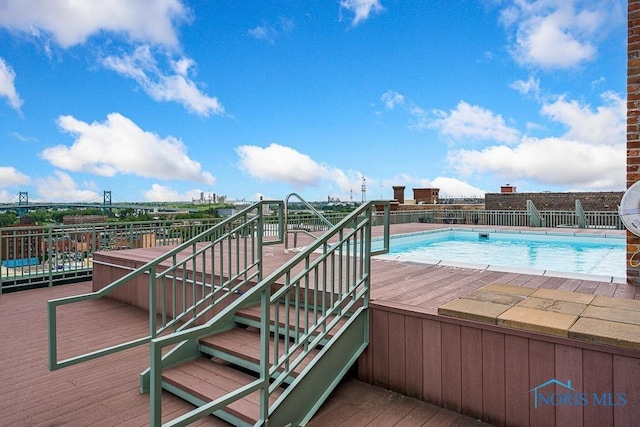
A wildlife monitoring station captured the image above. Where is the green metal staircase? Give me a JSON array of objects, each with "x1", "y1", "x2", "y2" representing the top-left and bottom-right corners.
[{"x1": 48, "y1": 197, "x2": 390, "y2": 426}]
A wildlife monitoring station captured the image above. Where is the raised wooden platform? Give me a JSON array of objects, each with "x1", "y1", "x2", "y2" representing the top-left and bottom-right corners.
[
  {"x1": 11, "y1": 223, "x2": 640, "y2": 426},
  {"x1": 0, "y1": 281, "x2": 492, "y2": 426}
]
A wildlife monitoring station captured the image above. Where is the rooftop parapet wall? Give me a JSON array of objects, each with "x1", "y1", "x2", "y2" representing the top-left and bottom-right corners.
[{"x1": 485, "y1": 192, "x2": 622, "y2": 211}]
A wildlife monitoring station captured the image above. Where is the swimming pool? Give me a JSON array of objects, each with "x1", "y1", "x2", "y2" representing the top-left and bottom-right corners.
[{"x1": 373, "y1": 229, "x2": 625, "y2": 282}]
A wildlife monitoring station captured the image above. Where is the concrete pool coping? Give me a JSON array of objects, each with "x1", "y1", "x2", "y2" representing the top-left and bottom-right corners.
[{"x1": 373, "y1": 253, "x2": 627, "y2": 284}]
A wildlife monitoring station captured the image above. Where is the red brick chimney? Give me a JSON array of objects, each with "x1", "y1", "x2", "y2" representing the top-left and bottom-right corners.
[{"x1": 392, "y1": 186, "x2": 405, "y2": 204}]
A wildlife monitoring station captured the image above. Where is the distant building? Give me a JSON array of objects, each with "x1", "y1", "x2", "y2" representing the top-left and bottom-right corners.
[
  {"x1": 63, "y1": 215, "x2": 108, "y2": 225},
  {"x1": 217, "y1": 208, "x2": 238, "y2": 217},
  {"x1": 485, "y1": 191, "x2": 622, "y2": 211},
  {"x1": 393, "y1": 186, "x2": 440, "y2": 205},
  {"x1": 500, "y1": 184, "x2": 516, "y2": 193},
  {"x1": 413, "y1": 188, "x2": 440, "y2": 204},
  {"x1": 192, "y1": 192, "x2": 220, "y2": 205},
  {"x1": 113, "y1": 233, "x2": 156, "y2": 250},
  {"x1": 1, "y1": 218, "x2": 40, "y2": 267}
]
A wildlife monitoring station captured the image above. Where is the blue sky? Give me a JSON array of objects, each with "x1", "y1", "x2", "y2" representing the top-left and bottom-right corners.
[{"x1": 0, "y1": 0, "x2": 628, "y2": 204}]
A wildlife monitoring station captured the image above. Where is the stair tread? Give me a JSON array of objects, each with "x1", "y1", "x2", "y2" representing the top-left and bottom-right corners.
[
  {"x1": 199, "y1": 327, "x2": 319, "y2": 376},
  {"x1": 163, "y1": 357, "x2": 282, "y2": 424},
  {"x1": 237, "y1": 303, "x2": 349, "y2": 336}
]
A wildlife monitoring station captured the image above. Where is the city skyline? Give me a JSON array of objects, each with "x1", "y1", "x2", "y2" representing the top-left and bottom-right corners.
[{"x1": 0, "y1": 1, "x2": 627, "y2": 203}]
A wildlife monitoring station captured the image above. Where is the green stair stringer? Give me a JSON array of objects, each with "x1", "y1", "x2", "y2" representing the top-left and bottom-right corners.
[{"x1": 267, "y1": 306, "x2": 369, "y2": 426}]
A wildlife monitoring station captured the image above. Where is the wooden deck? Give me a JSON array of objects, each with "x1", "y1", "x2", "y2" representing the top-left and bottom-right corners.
[
  {"x1": 3, "y1": 223, "x2": 639, "y2": 426},
  {"x1": 0, "y1": 280, "x2": 492, "y2": 426}
]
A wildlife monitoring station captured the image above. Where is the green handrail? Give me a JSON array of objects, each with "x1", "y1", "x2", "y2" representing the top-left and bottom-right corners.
[
  {"x1": 148, "y1": 200, "x2": 390, "y2": 426},
  {"x1": 47, "y1": 200, "x2": 284, "y2": 371},
  {"x1": 527, "y1": 200, "x2": 544, "y2": 227},
  {"x1": 284, "y1": 192, "x2": 334, "y2": 251},
  {"x1": 576, "y1": 200, "x2": 588, "y2": 228}
]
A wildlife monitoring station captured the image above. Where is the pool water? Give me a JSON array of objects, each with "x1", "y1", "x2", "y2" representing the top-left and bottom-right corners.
[{"x1": 377, "y1": 229, "x2": 625, "y2": 279}]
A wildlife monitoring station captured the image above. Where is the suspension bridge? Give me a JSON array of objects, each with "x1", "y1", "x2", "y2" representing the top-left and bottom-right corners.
[{"x1": 0, "y1": 191, "x2": 187, "y2": 215}]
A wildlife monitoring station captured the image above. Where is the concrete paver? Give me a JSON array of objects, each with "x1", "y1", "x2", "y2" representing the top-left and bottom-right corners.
[
  {"x1": 569, "y1": 317, "x2": 640, "y2": 350},
  {"x1": 591, "y1": 295, "x2": 640, "y2": 311},
  {"x1": 515, "y1": 296, "x2": 587, "y2": 316},
  {"x1": 580, "y1": 305, "x2": 640, "y2": 326},
  {"x1": 437, "y1": 298, "x2": 512, "y2": 324},
  {"x1": 497, "y1": 306, "x2": 579, "y2": 337},
  {"x1": 529, "y1": 288, "x2": 595, "y2": 305}
]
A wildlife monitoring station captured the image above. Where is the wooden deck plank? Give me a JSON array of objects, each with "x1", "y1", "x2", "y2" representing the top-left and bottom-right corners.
[
  {"x1": 554, "y1": 344, "x2": 584, "y2": 427},
  {"x1": 199, "y1": 327, "x2": 319, "y2": 376},
  {"x1": 528, "y1": 340, "x2": 556, "y2": 427},
  {"x1": 613, "y1": 354, "x2": 640, "y2": 427},
  {"x1": 422, "y1": 317, "x2": 443, "y2": 406},
  {"x1": 504, "y1": 335, "x2": 529, "y2": 427},
  {"x1": 440, "y1": 323, "x2": 462, "y2": 412},
  {"x1": 388, "y1": 311, "x2": 407, "y2": 395},
  {"x1": 582, "y1": 350, "x2": 613, "y2": 427},
  {"x1": 371, "y1": 308, "x2": 390, "y2": 389},
  {"x1": 394, "y1": 402, "x2": 440, "y2": 426},
  {"x1": 481, "y1": 330, "x2": 505, "y2": 426},
  {"x1": 460, "y1": 326, "x2": 483, "y2": 419},
  {"x1": 404, "y1": 314, "x2": 424, "y2": 400}
]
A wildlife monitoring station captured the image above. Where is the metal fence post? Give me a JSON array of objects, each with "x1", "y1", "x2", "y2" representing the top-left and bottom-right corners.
[{"x1": 48, "y1": 226, "x2": 54, "y2": 288}]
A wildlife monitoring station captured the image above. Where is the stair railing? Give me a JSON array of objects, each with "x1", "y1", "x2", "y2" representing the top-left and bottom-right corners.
[
  {"x1": 284, "y1": 192, "x2": 335, "y2": 251},
  {"x1": 47, "y1": 200, "x2": 285, "y2": 370},
  {"x1": 576, "y1": 199, "x2": 588, "y2": 228},
  {"x1": 527, "y1": 199, "x2": 545, "y2": 227},
  {"x1": 148, "y1": 200, "x2": 390, "y2": 427}
]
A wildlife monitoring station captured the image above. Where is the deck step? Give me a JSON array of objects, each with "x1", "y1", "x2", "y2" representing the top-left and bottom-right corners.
[
  {"x1": 199, "y1": 327, "x2": 320, "y2": 379},
  {"x1": 235, "y1": 302, "x2": 349, "y2": 339},
  {"x1": 162, "y1": 357, "x2": 282, "y2": 425},
  {"x1": 160, "y1": 301, "x2": 361, "y2": 425}
]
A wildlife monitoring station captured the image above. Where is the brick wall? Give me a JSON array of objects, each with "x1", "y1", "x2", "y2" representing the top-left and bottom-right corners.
[
  {"x1": 629, "y1": 0, "x2": 640, "y2": 285},
  {"x1": 484, "y1": 192, "x2": 622, "y2": 211}
]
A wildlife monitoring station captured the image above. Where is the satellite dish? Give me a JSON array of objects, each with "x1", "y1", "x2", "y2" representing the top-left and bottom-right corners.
[{"x1": 619, "y1": 180, "x2": 640, "y2": 237}]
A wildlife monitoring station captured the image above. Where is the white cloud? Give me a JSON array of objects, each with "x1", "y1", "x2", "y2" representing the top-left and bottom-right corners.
[
  {"x1": 448, "y1": 137, "x2": 623, "y2": 190},
  {"x1": 331, "y1": 169, "x2": 368, "y2": 195},
  {"x1": 500, "y1": 0, "x2": 623, "y2": 69},
  {"x1": 236, "y1": 143, "x2": 331, "y2": 189},
  {"x1": 0, "y1": 57, "x2": 23, "y2": 111},
  {"x1": 235, "y1": 143, "x2": 364, "y2": 194},
  {"x1": 384, "y1": 174, "x2": 485, "y2": 199},
  {"x1": 142, "y1": 183, "x2": 201, "y2": 202},
  {"x1": 339, "y1": 0, "x2": 384, "y2": 26},
  {"x1": 432, "y1": 101, "x2": 520, "y2": 144},
  {"x1": 0, "y1": 166, "x2": 30, "y2": 187},
  {"x1": 0, "y1": 0, "x2": 189, "y2": 48},
  {"x1": 248, "y1": 17, "x2": 295, "y2": 44},
  {"x1": 447, "y1": 92, "x2": 625, "y2": 190},
  {"x1": 510, "y1": 75, "x2": 540, "y2": 99},
  {"x1": 432, "y1": 177, "x2": 486, "y2": 198},
  {"x1": 0, "y1": 1, "x2": 224, "y2": 117},
  {"x1": 7, "y1": 132, "x2": 37, "y2": 142},
  {"x1": 41, "y1": 112, "x2": 215, "y2": 185},
  {"x1": 34, "y1": 171, "x2": 100, "y2": 202},
  {"x1": 0, "y1": 189, "x2": 14, "y2": 202},
  {"x1": 102, "y1": 46, "x2": 224, "y2": 117},
  {"x1": 379, "y1": 93, "x2": 520, "y2": 144},
  {"x1": 541, "y1": 91, "x2": 625, "y2": 146},
  {"x1": 381, "y1": 90, "x2": 404, "y2": 110}
]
